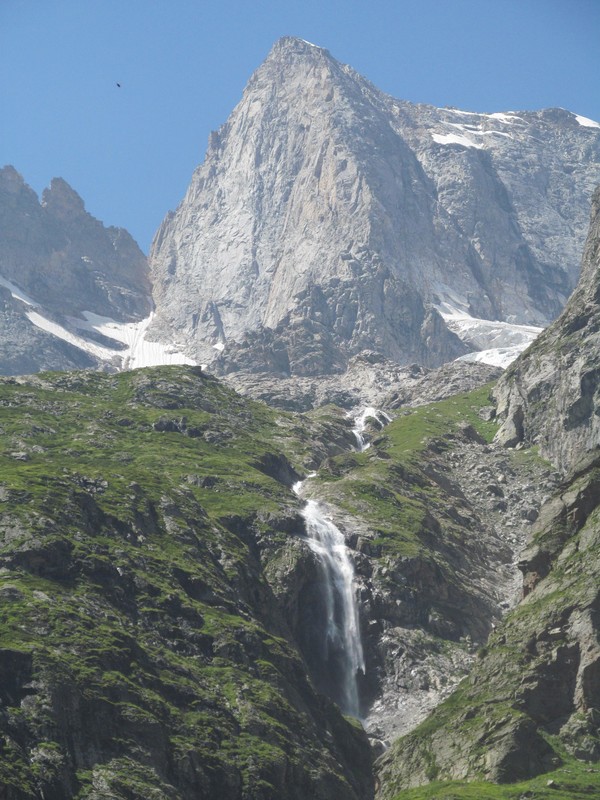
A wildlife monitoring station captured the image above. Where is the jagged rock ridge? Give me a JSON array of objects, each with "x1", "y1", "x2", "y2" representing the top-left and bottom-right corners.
[
  {"x1": 149, "y1": 36, "x2": 600, "y2": 375},
  {"x1": 0, "y1": 166, "x2": 152, "y2": 374},
  {"x1": 495, "y1": 185, "x2": 600, "y2": 473}
]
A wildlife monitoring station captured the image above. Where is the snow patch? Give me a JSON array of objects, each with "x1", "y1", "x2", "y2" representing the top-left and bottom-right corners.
[
  {"x1": 0, "y1": 275, "x2": 195, "y2": 370},
  {"x1": 457, "y1": 346, "x2": 531, "y2": 370},
  {"x1": 25, "y1": 311, "x2": 119, "y2": 361},
  {"x1": 73, "y1": 311, "x2": 196, "y2": 370},
  {"x1": 432, "y1": 133, "x2": 483, "y2": 149},
  {"x1": 446, "y1": 122, "x2": 513, "y2": 140},
  {"x1": 441, "y1": 109, "x2": 482, "y2": 118},
  {"x1": 575, "y1": 114, "x2": 600, "y2": 129},
  {"x1": 0, "y1": 276, "x2": 38, "y2": 307},
  {"x1": 435, "y1": 298, "x2": 543, "y2": 368},
  {"x1": 488, "y1": 112, "x2": 524, "y2": 123}
]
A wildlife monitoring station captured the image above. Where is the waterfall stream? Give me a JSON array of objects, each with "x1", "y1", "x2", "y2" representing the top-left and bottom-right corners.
[
  {"x1": 350, "y1": 407, "x2": 392, "y2": 452},
  {"x1": 291, "y1": 407, "x2": 390, "y2": 718},
  {"x1": 299, "y1": 495, "x2": 365, "y2": 717}
]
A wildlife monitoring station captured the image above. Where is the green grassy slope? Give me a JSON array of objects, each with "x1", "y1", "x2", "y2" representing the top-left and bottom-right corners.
[{"x1": 0, "y1": 366, "x2": 371, "y2": 800}]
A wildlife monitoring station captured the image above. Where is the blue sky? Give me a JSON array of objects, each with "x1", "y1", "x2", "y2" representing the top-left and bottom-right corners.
[{"x1": 2, "y1": 0, "x2": 599, "y2": 253}]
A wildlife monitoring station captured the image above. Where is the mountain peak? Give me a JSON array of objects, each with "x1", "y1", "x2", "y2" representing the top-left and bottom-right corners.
[
  {"x1": 0, "y1": 164, "x2": 25, "y2": 186},
  {"x1": 253, "y1": 35, "x2": 341, "y2": 85},
  {"x1": 148, "y1": 38, "x2": 600, "y2": 376},
  {"x1": 0, "y1": 165, "x2": 38, "y2": 203},
  {"x1": 41, "y1": 177, "x2": 86, "y2": 218},
  {"x1": 269, "y1": 35, "x2": 330, "y2": 59}
]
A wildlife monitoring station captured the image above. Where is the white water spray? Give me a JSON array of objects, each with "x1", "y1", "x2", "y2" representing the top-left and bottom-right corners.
[
  {"x1": 292, "y1": 407, "x2": 391, "y2": 717},
  {"x1": 304, "y1": 499, "x2": 365, "y2": 717},
  {"x1": 350, "y1": 407, "x2": 392, "y2": 451},
  {"x1": 293, "y1": 480, "x2": 364, "y2": 717}
]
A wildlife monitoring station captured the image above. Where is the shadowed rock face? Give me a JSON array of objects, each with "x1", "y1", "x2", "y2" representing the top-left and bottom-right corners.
[
  {"x1": 375, "y1": 449, "x2": 600, "y2": 795},
  {"x1": 0, "y1": 167, "x2": 152, "y2": 375},
  {"x1": 495, "y1": 186, "x2": 600, "y2": 474},
  {"x1": 0, "y1": 167, "x2": 151, "y2": 321},
  {"x1": 374, "y1": 188, "x2": 600, "y2": 795},
  {"x1": 148, "y1": 36, "x2": 600, "y2": 375},
  {"x1": 0, "y1": 166, "x2": 152, "y2": 374}
]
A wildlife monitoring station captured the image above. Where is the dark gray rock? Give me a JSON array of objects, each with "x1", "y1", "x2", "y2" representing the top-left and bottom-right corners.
[
  {"x1": 0, "y1": 166, "x2": 151, "y2": 374},
  {"x1": 495, "y1": 186, "x2": 600, "y2": 473}
]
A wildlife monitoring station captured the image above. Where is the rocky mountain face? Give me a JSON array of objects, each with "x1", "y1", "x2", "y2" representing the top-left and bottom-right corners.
[
  {"x1": 495, "y1": 185, "x2": 600, "y2": 473},
  {"x1": 0, "y1": 166, "x2": 152, "y2": 374},
  {"x1": 148, "y1": 36, "x2": 600, "y2": 375},
  {"x1": 2, "y1": 39, "x2": 599, "y2": 381},
  {"x1": 374, "y1": 189, "x2": 600, "y2": 797},
  {"x1": 376, "y1": 451, "x2": 600, "y2": 797}
]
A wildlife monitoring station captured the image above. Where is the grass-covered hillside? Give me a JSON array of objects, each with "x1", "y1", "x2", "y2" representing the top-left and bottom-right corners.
[
  {"x1": 0, "y1": 366, "x2": 371, "y2": 800},
  {"x1": 2, "y1": 364, "x2": 594, "y2": 800}
]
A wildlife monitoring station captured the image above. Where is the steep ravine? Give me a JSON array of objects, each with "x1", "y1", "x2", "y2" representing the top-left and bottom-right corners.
[
  {"x1": 0, "y1": 365, "x2": 562, "y2": 799},
  {"x1": 286, "y1": 398, "x2": 558, "y2": 749}
]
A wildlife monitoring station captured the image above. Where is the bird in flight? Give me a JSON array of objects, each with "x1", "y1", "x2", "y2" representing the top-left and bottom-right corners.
[{"x1": 116, "y1": 82, "x2": 121, "y2": 88}]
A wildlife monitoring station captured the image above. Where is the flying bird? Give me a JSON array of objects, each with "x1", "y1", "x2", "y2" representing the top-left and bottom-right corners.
[{"x1": 116, "y1": 82, "x2": 121, "y2": 88}]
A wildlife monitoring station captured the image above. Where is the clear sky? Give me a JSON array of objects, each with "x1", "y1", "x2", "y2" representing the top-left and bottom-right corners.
[{"x1": 2, "y1": 0, "x2": 599, "y2": 253}]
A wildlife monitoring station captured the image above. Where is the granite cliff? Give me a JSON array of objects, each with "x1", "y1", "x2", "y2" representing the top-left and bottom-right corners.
[
  {"x1": 149, "y1": 36, "x2": 600, "y2": 375},
  {"x1": 495, "y1": 186, "x2": 600, "y2": 473},
  {"x1": 2, "y1": 39, "x2": 599, "y2": 379}
]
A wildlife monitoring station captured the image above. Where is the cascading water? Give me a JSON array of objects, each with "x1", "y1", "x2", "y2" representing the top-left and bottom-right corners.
[
  {"x1": 301, "y1": 498, "x2": 365, "y2": 718},
  {"x1": 350, "y1": 407, "x2": 392, "y2": 451},
  {"x1": 292, "y1": 407, "x2": 391, "y2": 718}
]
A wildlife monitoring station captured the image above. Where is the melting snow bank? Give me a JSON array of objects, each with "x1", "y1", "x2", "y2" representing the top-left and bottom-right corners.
[
  {"x1": 71, "y1": 311, "x2": 196, "y2": 370},
  {"x1": 456, "y1": 345, "x2": 534, "y2": 370},
  {"x1": 574, "y1": 113, "x2": 600, "y2": 129},
  {"x1": 0, "y1": 276, "x2": 195, "y2": 370},
  {"x1": 435, "y1": 298, "x2": 544, "y2": 369}
]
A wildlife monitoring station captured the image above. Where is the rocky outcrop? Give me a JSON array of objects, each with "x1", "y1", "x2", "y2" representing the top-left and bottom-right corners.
[
  {"x1": 225, "y1": 354, "x2": 500, "y2": 412},
  {"x1": 494, "y1": 186, "x2": 600, "y2": 473},
  {"x1": 0, "y1": 284, "x2": 98, "y2": 375},
  {"x1": 375, "y1": 186, "x2": 600, "y2": 797},
  {"x1": 376, "y1": 449, "x2": 600, "y2": 794},
  {"x1": 149, "y1": 37, "x2": 600, "y2": 375},
  {"x1": 0, "y1": 166, "x2": 152, "y2": 373},
  {"x1": 0, "y1": 167, "x2": 151, "y2": 319}
]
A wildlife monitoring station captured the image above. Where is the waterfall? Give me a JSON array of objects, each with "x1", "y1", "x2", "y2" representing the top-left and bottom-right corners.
[
  {"x1": 302, "y1": 499, "x2": 365, "y2": 717},
  {"x1": 292, "y1": 406, "x2": 390, "y2": 718},
  {"x1": 350, "y1": 407, "x2": 392, "y2": 451}
]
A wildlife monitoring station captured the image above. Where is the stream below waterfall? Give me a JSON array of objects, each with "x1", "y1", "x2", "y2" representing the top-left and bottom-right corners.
[{"x1": 292, "y1": 407, "x2": 390, "y2": 719}]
